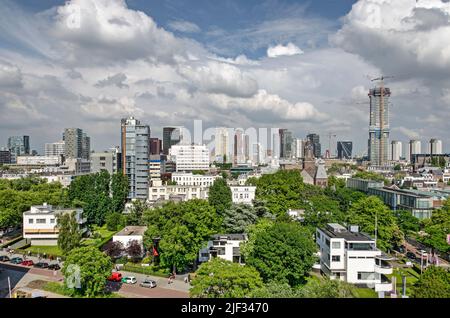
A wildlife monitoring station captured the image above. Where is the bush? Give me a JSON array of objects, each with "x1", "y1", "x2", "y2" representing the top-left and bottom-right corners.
[{"x1": 115, "y1": 256, "x2": 128, "y2": 264}]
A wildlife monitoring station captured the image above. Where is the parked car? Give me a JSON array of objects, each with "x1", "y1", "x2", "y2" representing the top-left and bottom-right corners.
[
  {"x1": 107, "y1": 272, "x2": 123, "y2": 282},
  {"x1": 10, "y1": 257, "x2": 23, "y2": 264},
  {"x1": 0, "y1": 255, "x2": 10, "y2": 262},
  {"x1": 34, "y1": 262, "x2": 49, "y2": 269},
  {"x1": 394, "y1": 245, "x2": 406, "y2": 254},
  {"x1": 406, "y1": 252, "x2": 416, "y2": 260},
  {"x1": 122, "y1": 276, "x2": 137, "y2": 284},
  {"x1": 21, "y1": 260, "x2": 34, "y2": 266},
  {"x1": 48, "y1": 263, "x2": 61, "y2": 270},
  {"x1": 140, "y1": 279, "x2": 157, "y2": 288}
]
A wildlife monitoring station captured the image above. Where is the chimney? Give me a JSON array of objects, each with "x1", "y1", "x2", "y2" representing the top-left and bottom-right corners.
[{"x1": 349, "y1": 225, "x2": 359, "y2": 233}]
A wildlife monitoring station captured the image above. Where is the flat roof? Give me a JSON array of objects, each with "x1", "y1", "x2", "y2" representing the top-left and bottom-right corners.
[
  {"x1": 212, "y1": 234, "x2": 247, "y2": 241},
  {"x1": 319, "y1": 227, "x2": 374, "y2": 242},
  {"x1": 115, "y1": 226, "x2": 147, "y2": 236}
]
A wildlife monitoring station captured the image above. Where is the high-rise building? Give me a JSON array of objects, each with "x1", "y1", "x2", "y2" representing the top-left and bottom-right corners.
[
  {"x1": 279, "y1": 129, "x2": 294, "y2": 159},
  {"x1": 121, "y1": 117, "x2": 150, "y2": 200},
  {"x1": 63, "y1": 128, "x2": 90, "y2": 159},
  {"x1": 368, "y1": 82, "x2": 391, "y2": 166},
  {"x1": 0, "y1": 149, "x2": 11, "y2": 164},
  {"x1": 234, "y1": 130, "x2": 246, "y2": 165},
  {"x1": 149, "y1": 154, "x2": 162, "y2": 180},
  {"x1": 430, "y1": 139, "x2": 443, "y2": 156},
  {"x1": 82, "y1": 133, "x2": 90, "y2": 160},
  {"x1": 150, "y1": 138, "x2": 162, "y2": 155},
  {"x1": 45, "y1": 141, "x2": 65, "y2": 157},
  {"x1": 307, "y1": 133, "x2": 321, "y2": 158},
  {"x1": 8, "y1": 136, "x2": 30, "y2": 160},
  {"x1": 215, "y1": 127, "x2": 232, "y2": 163},
  {"x1": 337, "y1": 141, "x2": 353, "y2": 159},
  {"x1": 294, "y1": 138, "x2": 305, "y2": 159},
  {"x1": 163, "y1": 127, "x2": 181, "y2": 155},
  {"x1": 169, "y1": 144, "x2": 209, "y2": 171},
  {"x1": 390, "y1": 141, "x2": 402, "y2": 161},
  {"x1": 409, "y1": 140, "x2": 421, "y2": 162}
]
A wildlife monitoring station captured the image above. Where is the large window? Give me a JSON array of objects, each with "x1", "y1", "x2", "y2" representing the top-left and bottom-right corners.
[
  {"x1": 332, "y1": 242, "x2": 341, "y2": 249},
  {"x1": 332, "y1": 255, "x2": 340, "y2": 262},
  {"x1": 28, "y1": 219, "x2": 34, "y2": 224},
  {"x1": 36, "y1": 219, "x2": 46, "y2": 224},
  {"x1": 357, "y1": 272, "x2": 375, "y2": 280}
]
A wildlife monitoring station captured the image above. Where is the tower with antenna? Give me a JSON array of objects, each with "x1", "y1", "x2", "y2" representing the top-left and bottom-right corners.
[{"x1": 368, "y1": 76, "x2": 393, "y2": 166}]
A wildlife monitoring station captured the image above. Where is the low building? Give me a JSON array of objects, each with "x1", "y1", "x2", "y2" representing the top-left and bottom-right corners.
[
  {"x1": 41, "y1": 175, "x2": 75, "y2": 188},
  {"x1": 316, "y1": 223, "x2": 393, "y2": 294},
  {"x1": 198, "y1": 234, "x2": 247, "y2": 264},
  {"x1": 112, "y1": 226, "x2": 147, "y2": 256},
  {"x1": 16, "y1": 156, "x2": 62, "y2": 166},
  {"x1": 91, "y1": 149, "x2": 121, "y2": 174},
  {"x1": 230, "y1": 186, "x2": 256, "y2": 205},
  {"x1": 148, "y1": 179, "x2": 210, "y2": 202},
  {"x1": 346, "y1": 178, "x2": 384, "y2": 192},
  {"x1": 23, "y1": 203, "x2": 87, "y2": 246},
  {"x1": 171, "y1": 172, "x2": 219, "y2": 186}
]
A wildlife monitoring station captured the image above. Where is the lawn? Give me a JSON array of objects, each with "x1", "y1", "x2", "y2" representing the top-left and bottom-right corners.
[
  {"x1": 81, "y1": 225, "x2": 117, "y2": 248},
  {"x1": 43, "y1": 282, "x2": 123, "y2": 298},
  {"x1": 23, "y1": 245, "x2": 63, "y2": 257},
  {"x1": 388, "y1": 267, "x2": 420, "y2": 297},
  {"x1": 352, "y1": 288, "x2": 378, "y2": 298}
]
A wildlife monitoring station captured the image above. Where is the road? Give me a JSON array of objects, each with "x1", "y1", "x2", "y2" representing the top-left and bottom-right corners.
[
  {"x1": 0, "y1": 250, "x2": 189, "y2": 298},
  {"x1": 403, "y1": 239, "x2": 449, "y2": 269}
]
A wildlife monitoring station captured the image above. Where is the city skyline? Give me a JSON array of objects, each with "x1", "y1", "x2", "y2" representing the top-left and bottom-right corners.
[{"x1": 1, "y1": 0, "x2": 450, "y2": 156}]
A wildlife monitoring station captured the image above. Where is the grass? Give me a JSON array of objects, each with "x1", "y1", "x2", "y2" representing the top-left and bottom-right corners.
[
  {"x1": 352, "y1": 288, "x2": 378, "y2": 298},
  {"x1": 81, "y1": 225, "x2": 117, "y2": 248},
  {"x1": 388, "y1": 267, "x2": 420, "y2": 297},
  {"x1": 22, "y1": 245, "x2": 63, "y2": 257},
  {"x1": 122, "y1": 263, "x2": 170, "y2": 277}
]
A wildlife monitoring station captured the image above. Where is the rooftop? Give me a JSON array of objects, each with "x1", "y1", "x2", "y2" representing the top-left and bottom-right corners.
[
  {"x1": 115, "y1": 226, "x2": 148, "y2": 236},
  {"x1": 212, "y1": 234, "x2": 247, "y2": 241},
  {"x1": 319, "y1": 224, "x2": 374, "y2": 242}
]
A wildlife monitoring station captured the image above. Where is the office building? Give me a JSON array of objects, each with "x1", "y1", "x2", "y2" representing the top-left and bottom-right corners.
[
  {"x1": 430, "y1": 139, "x2": 443, "y2": 156},
  {"x1": 16, "y1": 156, "x2": 62, "y2": 166},
  {"x1": 121, "y1": 117, "x2": 150, "y2": 200},
  {"x1": 163, "y1": 127, "x2": 181, "y2": 155},
  {"x1": 391, "y1": 141, "x2": 402, "y2": 161},
  {"x1": 45, "y1": 141, "x2": 65, "y2": 157},
  {"x1": 279, "y1": 129, "x2": 294, "y2": 159},
  {"x1": 316, "y1": 223, "x2": 393, "y2": 293},
  {"x1": 337, "y1": 141, "x2": 353, "y2": 159},
  {"x1": 307, "y1": 133, "x2": 321, "y2": 158},
  {"x1": 215, "y1": 127, "x2": 232, "y2": 163},
  {"x1": 0, "y1": 150, "x2": 11, "y2": 164},
  {"x1": 23, "y1": 203, "x2": 87, "y2": 246},
  {"x1": 169, "y1": 144, "x2": 209, "y2": 172},
  {"x1": 294, "y1": 138, "x2": 305, "y2": 159},
  {"x1": 149, "y1": 154, "x2": 162, "y2": 180},
  {"x1": 63, "y1": 128, "x2": 90, "y2": 160},
  {"x1": 171, "y1": 172, "x2": 219, "y2": 187},
  {"x1": 91, "y1": 148, "x2": 121, "y2": 174},
  {"x1": 234, "y1": 130, "x2": 246, "y2": 165},
  {"x1": 368, "y1": 83, "x2": 391, "y2": 166},
  {"x1": 8, "y1": 136, "x2": 30, "y2": 163},
  {"x1": 150, "y1": 138, "x2": 162, "y2": 155},
  {"x1": 409, "y1": 140, "x2": 421, "y2": 162}
]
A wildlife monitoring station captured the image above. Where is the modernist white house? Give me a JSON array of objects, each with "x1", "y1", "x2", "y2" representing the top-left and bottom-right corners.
[
  {"x1": 198, "y1": 234, "x2": 247, "y2": 264},
  {"x1": 23, "y1": 203, "x2": 87, "y2": 246},
  {"x1": 148, "y1": 179, "x2": 210, "y2": 202},
  {"x1": 230, "y1": 186, "x2": 256, "y2": 205},
  {"x1": 316, "y1": 223, "x2": 393, "y2": 293},
  {"x1": 171, "y1": 172, "x2": 219, "y2": 187},
  {"x1": 112, "y1": 226, "x2": 147, "y2": 257}
]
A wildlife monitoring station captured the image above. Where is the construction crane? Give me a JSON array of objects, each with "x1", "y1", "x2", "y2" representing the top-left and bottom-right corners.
[{"x1": 370, "y1": 75, "x2": 394, "y2": 166}]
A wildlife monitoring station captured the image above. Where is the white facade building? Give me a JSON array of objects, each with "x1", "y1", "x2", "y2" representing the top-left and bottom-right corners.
[
  {"x1": 61, "y1": 158, "x2": 91, "y2": 175},
  {"x1": 230, "y1": 186, "x2": 256, "y2": 205},
  {"x1": 23, "y1": 203, "x2": 86, "y2": 246},
  {"x1": 430, "y1": 139, "x2": 443, "y2": 155},
  {"x1": 148, "y1": 179, "x2": 210, "y2": 202},
  {"x1": 169, "y1": 144, "x2": 210, "y2": 172},
  {"x1": 294, "y1": 138, "x2": 305, "y2": 159},
  {"x1": 198, "y1": 234, "x2": 247, "y2": 264},
  {"x1": 44, "y1": 141, "x2": 65, "y2": 157},
  {"x1": 171, "y1": 172, "x2": 219, "y2": 186},
  {"x1": 316, "y1": 223, "x2": 393, "y2": 293},
  {"x1": 112, "y1": 226, "x2": 147, "y2": 257},
  {"x1": 214, "y1": 127, "x2": 232, "y2": 163},
  {"x1": 41, "y1": 175, "x2": 75, "y2": 188},
  {"x1": 16, "y1": 156, "x2": 62, "y2": 165},
  {"x1": 391, "y1": 141, "x2": 402, "y2": 161}
]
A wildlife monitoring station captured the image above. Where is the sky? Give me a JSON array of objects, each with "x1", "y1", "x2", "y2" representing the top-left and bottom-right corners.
[{"x1": 0, "y1": 0, "x2": 449, "y2": 157}]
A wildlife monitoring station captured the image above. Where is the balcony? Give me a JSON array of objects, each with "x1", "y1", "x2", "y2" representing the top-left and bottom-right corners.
[
  {"x1": 375, "y1": 275, "x2": 393, "y2": 292},
  {"x1": 374, "y1": 254, "x2": 393, "y2": 275},
  {"x1": 374, "y1": 264, "x2": 393, "y2": 275}
]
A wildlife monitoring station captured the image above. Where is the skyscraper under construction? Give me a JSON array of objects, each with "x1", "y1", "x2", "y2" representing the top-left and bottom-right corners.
[{"x1": 368, "y1": 80, "x2": 391, "y2": 166}]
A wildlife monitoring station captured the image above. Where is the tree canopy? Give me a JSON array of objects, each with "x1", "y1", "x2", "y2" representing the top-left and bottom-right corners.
[
  {"x1": 57, "y1": 211, "x2": 82, "y2": 255},
  {"x1": 412, "y1": 266, "x2": 450, "y2": 298},
  {"x1": 208, "y1": 178, "x2": 232, "y2": 215},
  {"x1": 190, "y1": 258, "x2": 264, "y2": 298},
  {"x1": 418, "y1": 202, "x2": 450, "y2": 253}
]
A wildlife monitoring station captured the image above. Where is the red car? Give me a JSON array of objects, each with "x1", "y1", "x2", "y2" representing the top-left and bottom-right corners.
[
  {"x1": 21, "y1": 260, "x2": 34, "y2": 266},
  {"x1": 107, "y1": 272, "x2": 122, "y2": 282}
]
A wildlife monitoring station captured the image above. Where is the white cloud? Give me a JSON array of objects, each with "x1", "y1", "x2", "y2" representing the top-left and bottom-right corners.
[
  {"x1": 95, "y1": 73, "x2": 129, "y2": 89},
  {"x1": 392, "y1": 126, "x2": 420, "y2": 140},
  {"x1": 0, "y1": 60, "x2": 23, "y2": 88},
  {"x1": 167, "y1": 20, "x2": 201, "y2": 33},
  {"x1": 267, "y1": 42, "x2": 304, "y2": 58}
]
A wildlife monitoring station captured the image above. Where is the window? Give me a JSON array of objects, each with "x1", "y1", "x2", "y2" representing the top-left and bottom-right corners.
[
  {"x1": 332, "y1": 242, "x2": 341, "y2": 249},
  {"x1": 332, "y1": 255, "x2": 340, "y2": 262},
  {"x1": 28, "y1": 219, "x2": 34, "y2": 224},
  {"x1": 36, "y1": 219, "x2": 46, "y2": 224},
  {"x1": 50, "y1": 219, "x2": 55, "y2": 224},
  {"x1": 357, "y1": 272, "x2": 374, "y2": 280}
]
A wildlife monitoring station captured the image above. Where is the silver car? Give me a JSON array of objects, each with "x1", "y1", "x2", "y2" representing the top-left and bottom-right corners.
[{"x1": 140, "y1": 279, "x2": 157, "y2": 288}]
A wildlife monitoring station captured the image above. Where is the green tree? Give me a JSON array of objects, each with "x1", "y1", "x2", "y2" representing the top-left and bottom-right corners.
[
  {"x1": 245, "y1": 222, "x2": 317, "y2": 286},
  {"x1": 419, "y1": 204, "x2": 450, "y2": 253},
  {"x1": 190, "y1": 258, "x2": 264, "y2": 298},
  {"x1": 105, "y1": 212, "x2": 126, "y2": 232},
  {"x1": 126, "y1": 200, "x2": 148, "y2": 226},
  {"x1": 111, "y1": 172, "x2": 128, "y2": 213},
  {"x1": 395, "y1": 210, "x2": 420, "y2": 234},
  {"x1": 248, "y1": 170, "x2": 304, "y2": 216},
  {"x1": 249, "y1": 281, "x2": 303, "y2": 298},
  {"x1": 208, "y1": 178, "x2": 232, "y2": 215},
  {"x1": 353, "y1": 171, "x2": 387, "y2": 183},
  {"x1": 303, "y1": 195, "x2": 344, "y2": 229},
  {"x1": 241, "y1": 218, "x2": 274, "y2": 258},
  {"x1": 300, "y1": 277, "x2": 356, "y2": 298},
  {"x1": 412, "y1": 266, "x2": 450, "y2": 298},
  {"x1": 62, "y1": 246, "x2": 113, "y2": 297},
  {"x1": 347, "y1": 196, "x2": 403, "y2": 251},
  {"x1": 57, "y1": 211, "x2": 82, "y2": 255},
  {"x1": 327, "y1": 176, "x2": 346, "y2": 189},
  {"x1": 222, "y1": 204, "x2": 259, "y2": 233}
]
